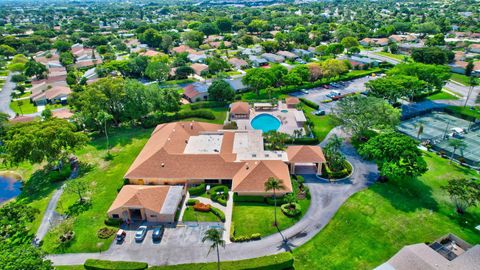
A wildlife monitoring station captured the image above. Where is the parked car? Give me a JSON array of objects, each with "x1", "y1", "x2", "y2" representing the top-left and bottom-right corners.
[
  {"x1": 295, "y1": 59, "x2": 306, "y2": 64},
  {"x1": 314, "y1": 110, "x2": 326, "y2": 116},
  {"x1": 326, "y1": 91, "x2": 341, "y2": 98},
  {"x1": 300, "y1": 89, "x2": 309, "y2": 94},
  {"x1": 152, "y1": 226, "x2": 165, "y2": 241},
  {"x1": 323, "y1": 85, "x2": 330, "y2": 89},
  {"x1": 116, "y1": 229, "x2": 126, "y2": 243},
  {"x1": 135, "y1": 226, "x2": 148, "y2": 242}
]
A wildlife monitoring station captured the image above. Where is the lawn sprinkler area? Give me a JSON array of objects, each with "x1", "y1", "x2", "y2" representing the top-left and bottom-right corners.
[{"x1": 398, "y1": 111, "x2": 480, "y2": 166}]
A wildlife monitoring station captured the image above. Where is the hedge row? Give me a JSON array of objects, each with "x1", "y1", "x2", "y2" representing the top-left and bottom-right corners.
[
  {"x1": 280, "y1": 203, "x2": 302, "y2": 217},
  {"x1": 299, "y1": 98, "x2": 319, "y2": 110},
  {"x1": 209, "y1": 185, "x2": 229, "y2": 206},
  {"x1": 230, "y1": 222, "x2": 261, "y2": 242},
  {"x1": 190, "y1": 101, "x2": 227, "y2": 110},
  {"x1": 149, "y1": 252, "x2": 294, "y2": 270},
  {"x1": 188, "y1": 184, "x2": 206, "y2": 196},
  {"x1": 285, "y1": 137, "x2": 319, "y2": 145},
  {"x1": 142, "y1": 110, "x2": 216, "y2": 128},
  {"x1": 186, "y1": 199, "x2": 199, "y2": 206},
  {"x1": 232, "y1": 194, "x2": 286, "y2": 205},
  {"x1": 321, "y1": 161, "x2": 352, "y2": 179},
  {"x1": 210, "y1": 207, "x2": 225, "y2": 222},
  {"x1": 84, "y1": 259, "x2": 148, "y2": 270}
]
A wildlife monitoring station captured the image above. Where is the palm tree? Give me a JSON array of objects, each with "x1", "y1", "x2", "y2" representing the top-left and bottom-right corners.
[
  {"x1": 202, "y1": 228, "x2": 225, "y2": 270},
  {"x1": 264, "y1": 177, "x2": 285, "y2": 227},
  {"x1": 448, "y1": 139, "x2": 467, "y2": 164}
]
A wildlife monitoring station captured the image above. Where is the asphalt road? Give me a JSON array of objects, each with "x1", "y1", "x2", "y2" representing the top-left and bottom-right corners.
[{"x1": 0, "y1": 72, "x2": 17, "y2": 118}]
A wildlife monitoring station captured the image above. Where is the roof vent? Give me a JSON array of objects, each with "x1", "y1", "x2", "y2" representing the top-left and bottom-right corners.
[
  {"x1": 173, "y1": 129, "x2": 175, "y2": 132},
  {"x1": 246, "y1": 163, "x2": 249, "y2": 170},
  {"x1": 161, "y1": 163, "x2": 165, "y2": 167},
  {"x1": 190, "y1": 123, "x2": 193, "y2": 129},
  {"x1": 185, "y1": 139, "x2": 188, "y2": 144}
]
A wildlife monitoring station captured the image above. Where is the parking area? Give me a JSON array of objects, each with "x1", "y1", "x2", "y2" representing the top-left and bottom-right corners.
[
  {"x1": 289, "y1": 75, "x2": 379, "y2": 113},
  {"x1": 110, "y1": 222, "x2": 224, "y2": 251}
]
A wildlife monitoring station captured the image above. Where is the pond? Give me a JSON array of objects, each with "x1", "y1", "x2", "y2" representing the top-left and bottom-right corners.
[
  {"x1": 0, "y1": 175, "x2": 22, "y2": 204},
  {"x1": 251, "y1": 114, "x2": 281, "y2": 133}
]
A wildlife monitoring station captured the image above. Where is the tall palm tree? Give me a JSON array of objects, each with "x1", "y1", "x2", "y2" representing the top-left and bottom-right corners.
[
  {"x1": 202, "y1": 228, "x2": 225, "y2": 270},
  {"x1": 448, "y1": 139, "x2": 467, "y2": 164},
  {"x1": 264, "y1": 177, "x2": 285, "y2": 227}
]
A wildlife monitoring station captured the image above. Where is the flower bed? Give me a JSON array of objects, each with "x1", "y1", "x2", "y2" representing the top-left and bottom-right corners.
[
  {"x1": 321, "y1": 160, "x2": 353, "y2": 180},
  {"x1": 193, "y1": 202, "x2": 211, "y2": 212}
]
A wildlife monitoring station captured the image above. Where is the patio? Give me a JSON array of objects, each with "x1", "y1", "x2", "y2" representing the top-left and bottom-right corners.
[{"x1": 235, "y1": 101, "x2": 306, "y2": 136}]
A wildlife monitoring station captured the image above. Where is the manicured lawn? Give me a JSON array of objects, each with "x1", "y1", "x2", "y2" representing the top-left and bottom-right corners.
[
  {"x1": 426, "y1": 91, "x2": 459, "y2": 101},
  {"x1": 375, "y1": 52, "x2": 410, "y2": 62},
  {"x1": 10, "y1": 99, "x2": 37, "y2": 114},
  {"x1": 54, "y1": 265, "x2": 85, "y2": 270},
  {"x1": 450, "y1": 73, "x2": 470, "y2": 86},
  {"x1": 232, "y1": 199, "x2": 310, "y2": 237},
  {"x1": 182, "y1": 206, "x2": 222, "y2": 222},
  {"x1": 303, "y1": 106, "x2": 337, "y2": 142},
  {"x1": 293, "y1": 152, "x2": 480, "y2": 270},
  {"x1": 180, "y1": 105, "x2": 228, "y2": 124},
  {"x1": 42, "y1": 128, "x2": 153, "y2": 254}
]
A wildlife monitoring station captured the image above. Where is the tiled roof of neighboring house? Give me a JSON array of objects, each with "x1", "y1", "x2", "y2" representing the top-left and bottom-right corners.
[
  {"x1": 209, "y1": 41, "x2": 232, "y2": 48},
  {"x1": 10, "y1": 115, "x2": 36, "y2": 123},
  {"x1": 204, "y1": 35, "x2": 223, "y2": 43},
  {"x1": 360, "y1": 38, "x2": 389, "y2": 46},
  {"x1": 48, "y1": 67, "x2": 67, "y2": 77},
  {"x1": 451, "y1": 61, "x2": 480, "y2": 70},
  {"x1": 389, "y1": 34, "x2": 418, "y2": 43},
  {"x1": 75, "y1": 59, "x2": 102, "y2": 68},
  {"x1": 107, "y1": 185, "x2": 171, "y2": 213},
  {"x1": 276, "y1": 50, "x2": 298, "y2": 59},
  {"x1": 469, "y1": 44, "x2": 480, "y2": 49},
  {"x1": 230, "y1": 102, "x2": 250, "y2": 115},
  {"x1": 171, "y1": 45, "x2": 195, "y2": 54},
  {"x1": 286, "y1": 145, "x2": 326, "y2": 163},
  {"x1": 52, "y1": 108, "x2": 74, "y2": 119},
  {"x1": 454, "y1": 51, "x2": 465, "y2": 61},
  {"x1": 228, "y1": 58, "x2": 248, "y2": 69},
  {"x1": 285, "y1": 97, "x2": 300, "y2": 105},
  {"x1": 32, "y1": 86, "x2": 71, "y2": 101},
  {"x1": 190, "y1": 63, "x2": 209, "y2": 75},
  {"x1": 183, "y1": 82, "x2": 208, "y2": 99},
  {"x1": 249, "y1": 55, "x2": 268, "y2": 64},
  {"x1": 262, "y1": 53, "x2": 285, "y2": 63},
  {"x1": 232, "y1": 160, "x2": 292, "y2": 193},
  {"x1": 140, "y1": 49, "x2": 161, "y2": 57}
]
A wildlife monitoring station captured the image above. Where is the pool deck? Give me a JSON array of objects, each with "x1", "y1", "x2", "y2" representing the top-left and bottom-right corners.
[{"x1": 235, "y1": 101, "x2": 306, "y2": 136}]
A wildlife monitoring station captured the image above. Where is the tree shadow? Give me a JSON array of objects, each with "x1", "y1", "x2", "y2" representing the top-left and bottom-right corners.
[
  {"x1": 369, "y1": 177, "x2": 439, "y2": 213},
  {"x1": 90, "y1": 126, "x2": 153, "y2": 151},
  {"x1": 17, "y1": 168, "x2": 65, "y2": 204}
]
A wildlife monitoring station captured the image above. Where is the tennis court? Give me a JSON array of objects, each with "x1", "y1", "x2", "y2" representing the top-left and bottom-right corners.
[{"x1": 398, "y1": 111, "x2": 480, "y2": 165}]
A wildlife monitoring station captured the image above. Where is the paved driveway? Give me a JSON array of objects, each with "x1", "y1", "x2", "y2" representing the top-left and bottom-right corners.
[
  {"x1": 0, "y1": 72, "x2": 17, "y2": 118},
  {"x1": 289, "y1": 76, "x2": 379, "y2": 113}
]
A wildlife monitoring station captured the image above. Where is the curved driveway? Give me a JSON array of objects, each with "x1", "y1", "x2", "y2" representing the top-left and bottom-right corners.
[{"x1": 48, "y1": 128, "x2": 378, "y2": 266}]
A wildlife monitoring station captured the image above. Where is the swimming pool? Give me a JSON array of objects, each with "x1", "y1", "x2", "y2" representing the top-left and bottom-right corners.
[{"x1": 251, "y1": 114, "x2": 281, "y2": 133}]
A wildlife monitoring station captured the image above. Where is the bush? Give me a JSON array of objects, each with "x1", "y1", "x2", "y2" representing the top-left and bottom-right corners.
[
  {"x1": 300, "y1": 98, "x2": 319, "y2": 110},
  {"x1": 186, "y1": 199, "x2": 199, "y2": 206},
  {"x1": 321, "y1": 161, "x2": 352, "y2": 179},
  {"x1": 148, "y1": 252, "x2": 294, "y2": 270},
  {"x1": 142, "y1": 110, "x2": 216, "y2": 128},
  {"x1": 104, "y1": 218, "x2": 122, "y2": 227},
  {"x1": 84, "y1": 259, "x2": 148, "y2": 270},
  {"x1": 265, "y1": 196, "x2": 286, "y2": 205},
  {"x1": 233, "y1": 194, "x2": 265, "y2": 203},
  {"x1": 223, "y1": 121, "x2": 238, "y2": 130},
  {"x1": 188, "y1": 184, "x2": 206, "y2": 196},
  {"x1": 210, "y1": 207, "x2": 225, "y2": 222},
  {"x1": 193, "y1": 202, "x2": 211, "y2": 212},
  {"x1": 217, "y1": 197, "x2": 227, "y2": 206},
  {"x1": 280, "y1": 203, "x2": 302, "y2": 217},
  {"x1": 11, "y1": 74, "x2": 27, "y2": 83},
  {"x1": 209, "y1": 185, "x2": 229, "y2": 205},
  {"x1": 190, "y1": 101, "x2": 227, "y2": 110},
  {"x1": 285, "y1": 137, "x2": 319, "y2": 145},
  {"x1": 231, "y1": 233, "x2": 262, "y2": 242},
  {"x1": 97, "y1": 227, "x2": 116, "y2": 239}
]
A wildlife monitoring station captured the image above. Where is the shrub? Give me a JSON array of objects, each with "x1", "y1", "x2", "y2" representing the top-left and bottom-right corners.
[
  {"x1": 193, "y1": 202, "x2": 211, "y2": 212},
  {"x1": 265, "y1": 196, "x2": 286, "y2": 205},
  {"x1": 210, "y1": 207, "x2": 225, "y2": 222},
  {"x1": 233, "y1": 194, "x2": 265, "y2": 203},
  {"x1": 209, "y1": 185, "x2": 229, "y2": 205},
  {"x1": 321, "y1": 161, "x2": 352, "y2": 179},
  {"x1": 141, "y1": 110, "x2": 216, "y2": 128},
  {"x1": 223, "y1": 121, "x2": 238, "y2": 130},
  {"x1": 280, "y1": 203, "x2": 302, "y2": 217},
  {"x1": 300, "y1": 98, "x2": 319, "y2": 109},
  {"x1": 285, "y1": 137, "x2": 319, "y2": 145},
  {"x1": 186, "y1": 199, "x2": 199, "y2": 206},
  {"x1": 97, "y1": 227, "x2": 116, "y2": 239},
  {"x1": 217, "y1": 197, "x2": 227, "y2": 206},
  {"x1": 104, "y1": 217, "x2": 122, "y2": 227},
  {"x1": 188, "y1": 184, "x2": 206, "y2": 196},
  {"x1": 149, "y1": 252, "x2": 294, "y2": 270},
  {"x1": 84, "y1": 259, "x2": 148, "y2": 270}
]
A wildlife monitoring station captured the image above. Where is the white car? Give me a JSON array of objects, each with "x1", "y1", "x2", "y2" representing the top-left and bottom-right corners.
[{"x1": 301, "y1": 89, "x2": 309, "y2": 94}]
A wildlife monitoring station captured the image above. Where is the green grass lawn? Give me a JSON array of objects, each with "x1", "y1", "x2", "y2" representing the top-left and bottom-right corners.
[
  {"x1": 426, "y1": 91, "x2": 460, "y2": 101},
  {"x1": 302, "y1": 106, "x2": 337, "y2": 142},
  {"x1": 375, "y1": 52, "x2": 410, "y2": 62},
  {"x1": 447, "y1": 105, "x2": 480, "y2": 119},
  {"x1": 293, "y1": 152, "x2": 480, "y2": 270},
  {"x1": 232, "y1": 199, "x2": 310, "y2": 237},
  {"x1": 180, "y1": 105, "x2": 228, "y2": 124},
  {"x1": 10, "y1": 99, "x2": 37, "y2": 114},
  {"x1": 182, "y1": 207, "x2": 222, "y2": 222},
  {"x1": 42, "y1": 128, "x2": 153, "y2": 254},
  {"x1": 450, "y1": 73, "x2": 470, "y2": 86}
]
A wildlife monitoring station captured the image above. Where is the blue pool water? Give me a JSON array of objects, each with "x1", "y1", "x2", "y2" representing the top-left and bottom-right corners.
[{"x1": 251, "y1": 114, "x2": 281, "y2": 133}]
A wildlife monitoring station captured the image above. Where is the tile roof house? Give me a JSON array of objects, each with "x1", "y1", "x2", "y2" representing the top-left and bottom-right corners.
[
  {"x1": 183, "y1": 82, "x2": 209, "y2": 102},
  {"x1": 285, "y1": 97, "x2": 300, "y2": 108},
  {"x1": 226, "y1": 78, "x2": 248, "y2": 92},
  {"x1": 449, "y1": 61, "x2": 480, "y2": 76},
  {"x1": 276, "y1": 50, "x2": 298, "y2": 60},
  {"x1": 262, "y1": 53, "x2": 285, "y2": 63},
  {"x1": 360, "y1": 38, "x2": 389, "y2": 47},
  {"x1": 228, "y1": 58, "x2": 249, "y2": 69},
  {"x1": 187, "y1": 52, "x2": 207, "y2": 63},
  {"x1": 229, "y1": 101, "x2": 250, "y2": 119},
  {"x1": 107, "y1": 185, "x2": 184, "y2": 222},
  {"x1": 375, "y1": 234, "x2": 480, "y2": 270},
  {"x1": 171, "y1": 45, "x2": 195, "y2": 54},
  {"x1": 469, "y1": 43, "x2": 480, "y2": 54},
  {"x1": 31, "y1": 85, "x2": 72, "y2": 105},
  {"x1": 248, "y1": 55, "x2": 268, "y2": 67},
  {"x1": 190, "y1": 63, "x2": 209, "y2": 76}
]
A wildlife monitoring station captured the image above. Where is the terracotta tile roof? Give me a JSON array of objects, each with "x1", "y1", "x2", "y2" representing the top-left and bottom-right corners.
[
  {"x1": 107, "y1": 185, "x2": 170, "y2": 213},
  {"x1": 140, "y1": 49, "x2": 161, "y2": 57},
  {"x1": 190, "y1": 63, "x2": 208, "y2": 75},
  {"x1": 52, "y1": 108, "x2": 74, "y2": 119},
  {"x1": 171, "y1": 45, "x2": 195, "y2": 54},
  {"x1": 285, "y1": 97, "x2": 300, "y2": 105},
  {"x1": 10, "y1": 115, "x2": 36, "y2": 123},
  {"x1": 228, "y1": 58, "x2": 248, "y2": 68},
  {"x1": 45, "y1": 86, "x2": 72, "y2": 99},
  {"x1": 287, "y1": 145, "x2": 326, "y2": 163},
  {"x1": 232, "y1": 160, "x2": 292, "y2": 193},
  {"x1": 230, "y1": 102, "x2": 250, "y2": 115},
  {"x1": 183, "y1": 82, "x2": 208, "y2": 99}
]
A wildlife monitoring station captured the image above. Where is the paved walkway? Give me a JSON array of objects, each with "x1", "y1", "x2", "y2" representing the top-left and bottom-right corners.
[
  {"x1": 47, "y1": 128, "x2": 378, "y2": 266},
  {"x1": 0, "y1": 72, "x2": 17, "y2": 118},
  {"x1": 36, "y1": 184, "x2": 65, "y2": 241}
]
